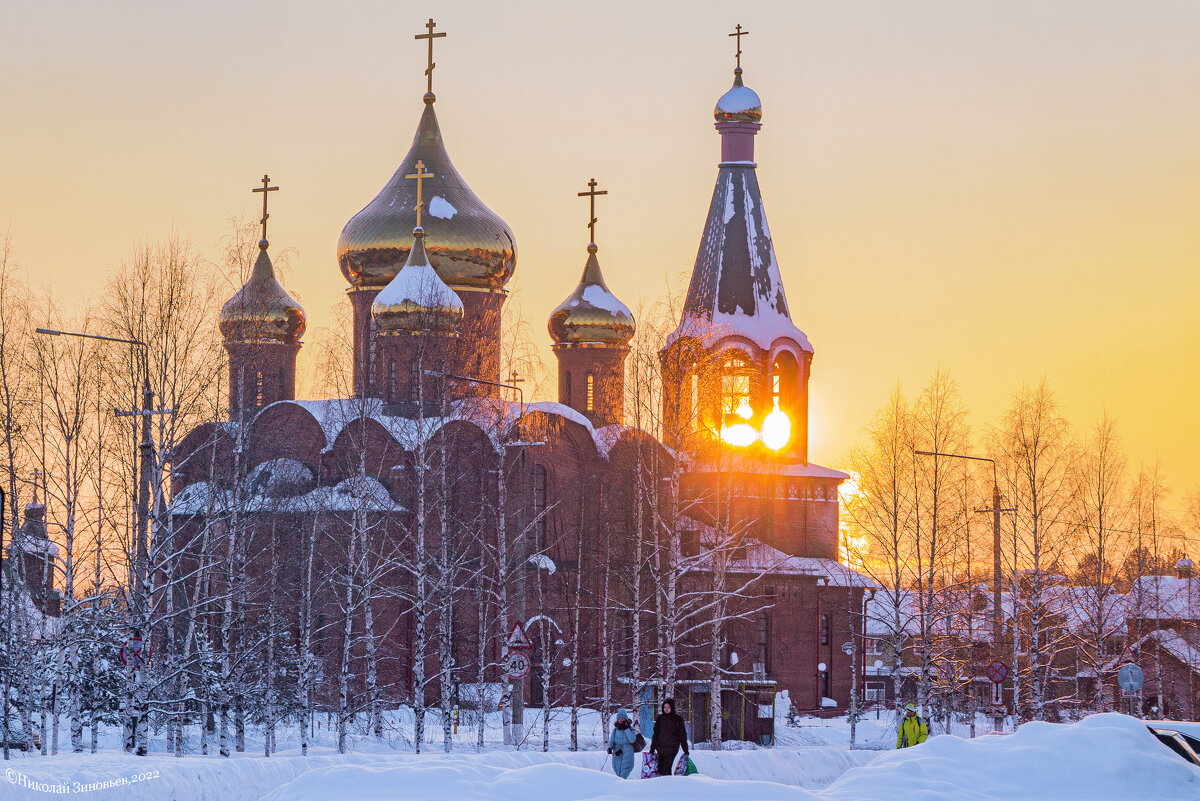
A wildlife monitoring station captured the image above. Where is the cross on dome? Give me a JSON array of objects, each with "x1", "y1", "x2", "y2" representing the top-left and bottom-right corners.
[
  {"x1": 405, "y1": 160, "x2": 435, "y2": 228},
  {"x1": 415, "y1": 18, "x2": 447, "y2": 97},
  {"x1": 577, "y1": 178, "x2": 607, "y2": 247},
  {"x1": 252, "y1": 174, "x2": 279, "y2": 243},
  {"x1": 728, "y1": 23, "x2": 749, "y2": 70}
]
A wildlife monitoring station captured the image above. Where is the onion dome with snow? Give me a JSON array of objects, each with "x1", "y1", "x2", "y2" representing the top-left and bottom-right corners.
[
  {"x1": 714, "y1": 68, "x2": 762, "y2": 123},
  {"x1": 338, "y1": 93, "x2": 516, "y2": 291},
  {"x1": 548, "y1": 243, "x2": 635, "y2": 347},
  {"x1": 219, "y1": 239, "x2": 306, "y2": 344},
  {"x1": 372, "y1": 227, "x2": 464, "y2": 334}
]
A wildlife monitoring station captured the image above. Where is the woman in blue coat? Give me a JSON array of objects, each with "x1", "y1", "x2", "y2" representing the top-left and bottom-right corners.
[{"x1": 607, "y1": 709, "x2": 638, "y2": 778}]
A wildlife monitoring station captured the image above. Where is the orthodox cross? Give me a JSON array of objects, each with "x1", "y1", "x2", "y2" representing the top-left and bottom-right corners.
[
  {"x1": 406, "y1": 160, "x2": 435, "y2": 228},
  {"x1": 577, "y1": 178, "x2": 607, "y2": 244},
  {"x1": 415, "y1": 18, "x2": 447, "y2": 94},
  {"x1": 252, "y1": 174, "x2": 278, "y2": 241},
  {"x1": 728, "y1": 24, "x2": 749, "y2": 69}
]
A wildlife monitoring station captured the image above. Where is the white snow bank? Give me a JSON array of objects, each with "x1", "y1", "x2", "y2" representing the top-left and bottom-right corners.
[
  {"x1": 0, "y1": 747, "x2": 865, "y2": 801},
  {"x1": 263, "y1": 760, "x2": 825, "y2": 801},
  {"x1": 823, "y1": 713, "x2": 1200, "y2": 801}
]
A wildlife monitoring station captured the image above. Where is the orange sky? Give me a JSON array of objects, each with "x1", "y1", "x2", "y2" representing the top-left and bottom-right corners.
[{"x1": 2, "y1": 1, "x2": 1198, "y2": 496}]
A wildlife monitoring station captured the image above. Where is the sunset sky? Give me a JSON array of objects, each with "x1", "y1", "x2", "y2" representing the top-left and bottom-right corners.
[{"x1": 3, "y1": 1, "x2": 1198, "y2": 494}]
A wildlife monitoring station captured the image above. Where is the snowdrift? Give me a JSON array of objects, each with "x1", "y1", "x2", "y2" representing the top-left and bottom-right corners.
[
  {"x1": 5, "y1": 714, "x2": 1198, "y2": 801},
  {"x1": 0, "y1": 747, "x2": 864, "y2": 801},
  {"x1": 823, "y1": 712, "x2": 1200, "y2": 801}
]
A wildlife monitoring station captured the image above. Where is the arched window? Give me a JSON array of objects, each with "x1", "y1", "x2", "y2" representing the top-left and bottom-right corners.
[
  {"x1": 771, "y1": 351, "x2": 799, "y2": 411},
  {"x1": 586, "y1": 373, "x2": 595, "y2": 412},
  {"x1": 254, "y1": 371, "x2": 264, "y2": 407},
  {"x1": 563, "y1": 371, "x2": 572, "y2": 407},
  {"x1": 721, "y1": 353, "x2": 753, "y2": 419},
  {"x1": 388, "y1": 360, "x2": 397, "y2": 401},
  {"x1": 531, "y1": 464, "x2": 547, "y2": 551}
]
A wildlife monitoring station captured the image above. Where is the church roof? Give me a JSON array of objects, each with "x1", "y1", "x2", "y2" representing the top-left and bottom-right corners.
[
  {"x1": 676, "y1": 166, "x2": 811, "y2": 353},
  {"x1": 548, "y1": 244, "x2": 635, "y2": 346},
  {"x1": 219, "y1": 241, "x2": 306, "y2": 345},
  {"x1": 337, "y1": 97, "x2": 516, "y2": 290}
]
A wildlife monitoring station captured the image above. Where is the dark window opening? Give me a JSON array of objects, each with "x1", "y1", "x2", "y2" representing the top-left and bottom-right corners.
[
  {"x1": 563, "y1": 371, "x2": 572, "y2": 407},
  {"x1": 820, "y1": 613, "x2": 830, "y2": 645},
  {"x1": 531, "y1": 464, "x2": 547, "y2": 552}
]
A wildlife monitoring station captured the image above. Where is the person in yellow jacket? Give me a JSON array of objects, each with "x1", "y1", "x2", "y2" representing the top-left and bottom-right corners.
[{"x1": 896, "y1": 703, "x2": 928, "y2": 748}]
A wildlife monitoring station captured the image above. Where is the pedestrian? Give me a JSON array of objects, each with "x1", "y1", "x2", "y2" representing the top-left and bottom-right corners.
[
  {"x1": 607, "y1": 709, "x2": 638, "y2": 778},
  {"x1": 649, "y1": 698, "x2": 689, "y2": 776},
  {"x1": 896, "y1": 703, "x2": 928, "y2": 749}
]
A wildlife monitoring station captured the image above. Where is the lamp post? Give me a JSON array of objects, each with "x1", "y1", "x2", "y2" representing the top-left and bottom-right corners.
[
  {"x1": 35, "y1": 327, "x2": 161, "y2": 754},
  {"x1": 914, "y1": 449, "x2": 1014, "y2": 734}
]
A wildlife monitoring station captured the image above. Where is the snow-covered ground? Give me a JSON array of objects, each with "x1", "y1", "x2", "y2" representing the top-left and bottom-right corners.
[{"x1": 3, "y1": 712, "x2": 1197, "y2": 800}]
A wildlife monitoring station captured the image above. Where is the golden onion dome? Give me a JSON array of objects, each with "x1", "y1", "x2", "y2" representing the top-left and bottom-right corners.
[
  {"x1": 548, "y1": 244, "x2": 636, "y2": 347},
  {"x1": 714, "y1": 68, "x2": 762, "y2": 123},
  {"x1": 371, "y1": 228, "x2": 464, "y2": 334},
  {"x1": 219, "y1": 240, "x2": 306, "y2": 345},
  {"x1": 338, "y1": 95, "x2": 517, "y2": 291}
]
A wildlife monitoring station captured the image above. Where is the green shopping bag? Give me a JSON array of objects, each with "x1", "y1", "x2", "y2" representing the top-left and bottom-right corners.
[{"x1": 684, "y1": 756, "x2": 698, "y2": 775}]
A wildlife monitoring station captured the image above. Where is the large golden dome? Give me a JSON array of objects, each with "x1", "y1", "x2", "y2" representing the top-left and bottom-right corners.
[
  {"x1": 338, "y1": 96, "x2": 516, "y2": 291},
  {"x1": 548, "y1": 244, "x2": 635, "y2": 347},
  {"x1": 372, "y1": 228, "x2": 464, "y2": 334},
  {"x1": 220, "y1": 241, "x2": 306, "y2": 344}
]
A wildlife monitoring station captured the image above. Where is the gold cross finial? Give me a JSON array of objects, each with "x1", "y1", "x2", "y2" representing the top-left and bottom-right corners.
[
  {"x1": 251, "y1": 174, "x2": 279, "y2": 241},
  {"x1": 577, "y1": 178, "x2": 608, "y2": 245},
  {"x1": 728, "y1": 24, "x2": 749, "y2": 70},
  {"x1": 415, "y1": 18, "x2": 447, "y2": 95},
  {"x1": 406, "y1": 160, "x2": 435, "y2": 228}
]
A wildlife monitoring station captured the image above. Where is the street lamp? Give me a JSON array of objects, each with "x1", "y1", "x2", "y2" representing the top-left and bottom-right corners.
[
  {"x1": 914, "y1": 449, "x2": 1014, "y2": 734},
  {"x1": 36, "y1": 326, "x2": 156, "y2": 754}
]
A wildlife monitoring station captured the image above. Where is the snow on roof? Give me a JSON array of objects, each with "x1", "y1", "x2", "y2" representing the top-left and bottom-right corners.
[
  {"x1": 671, "y1": 166, "x2": 813, "y2": 354},
  {"x1": 1124, "y1": 575, "x2": 1200, "y2": 621},
  {"x1": 694, "y1": 529, "x2": 876, "y2": 587},
  {"x1": 1118, "y1": 629, "x2": 1200, "y2": 672},
  {"x1": 688, "y1": 454, "x2": 848, "y2": 481},
  {"x1": 171, "y1": 475, "x2": 404, "y2": 516}
]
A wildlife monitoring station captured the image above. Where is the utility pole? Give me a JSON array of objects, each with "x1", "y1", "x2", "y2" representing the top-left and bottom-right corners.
[
  {"x1": 35, "y1": 327, "x2": 171, "y2": 755},
  {"x1": 915, "y1": 450, "x2": 1014, "y2": 734}
]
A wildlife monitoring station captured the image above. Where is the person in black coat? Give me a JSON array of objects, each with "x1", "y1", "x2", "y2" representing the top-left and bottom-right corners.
[{"x1": 649, "y1": 697, "x2": 689, "y2": 776}]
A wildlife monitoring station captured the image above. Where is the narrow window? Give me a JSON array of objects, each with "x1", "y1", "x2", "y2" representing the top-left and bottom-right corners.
[
  {"x1": 690, "y1": 372, "x2": 699, "y2": 428},
  {"x1": 757, "y1": 611, "x2": 771, "y2": 673},
  {"x1": 531, "y1": 464, "x2": 547, "y2": 551},
  {"x1": 388, "y1": 360, "x2": 397, "y2": 401},
  {"x1": 820, "y1": 613, "x2": 830, "y2": 645},
  {"x1": 254, "y1": 371, "x2": 264, "y2": 407},
  {"x1": 721, "y1": 353, "x2": 752, "y2": 419},
  {"x1": 409, "y1": 360, "x2": 420, "y2": 402},
  {"x1": 586, "y1": 373, "x2": 595, "y2": 412},
  {"x1": 563, "y1": 371, "x2": 572, "y2": 407}
]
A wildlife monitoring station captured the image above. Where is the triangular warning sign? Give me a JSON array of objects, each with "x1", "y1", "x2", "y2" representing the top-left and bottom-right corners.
[{"x1": 506, "y1": 622, "x2": 533, "y2": 649}]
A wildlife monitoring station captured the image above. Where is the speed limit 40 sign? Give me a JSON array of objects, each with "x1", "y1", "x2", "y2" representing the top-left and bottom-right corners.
[{"x1": 504, "y1": 650, "x2": 531, "y2": 680}]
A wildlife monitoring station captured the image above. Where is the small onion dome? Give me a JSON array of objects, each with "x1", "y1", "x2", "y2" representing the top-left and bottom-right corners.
[
  {"x1": 219, "y1": 240, "x2": 306, "y2": 344},
  {"x1": 714, "y1": 68, "x2": 762, "y2": 123},
  {"x1": 371, "y1": 228, "x2": 464, "y2": 334},
  {"x1": 338, "y1": 97, "x2": 517, "y2": 291},
  {"x1": 548, "y1": 244, "x2": 636, "y2": 346}
]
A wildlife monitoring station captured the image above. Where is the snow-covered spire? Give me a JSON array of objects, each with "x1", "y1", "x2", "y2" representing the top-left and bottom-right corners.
[{"x1": 673, "y1": 67, "x2": 811, "y2": 353}]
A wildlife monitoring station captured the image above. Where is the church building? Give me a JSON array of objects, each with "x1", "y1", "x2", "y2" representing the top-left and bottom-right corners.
[{"x1": 171, "y1": 23, "x2": 872, "y2": 739}]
